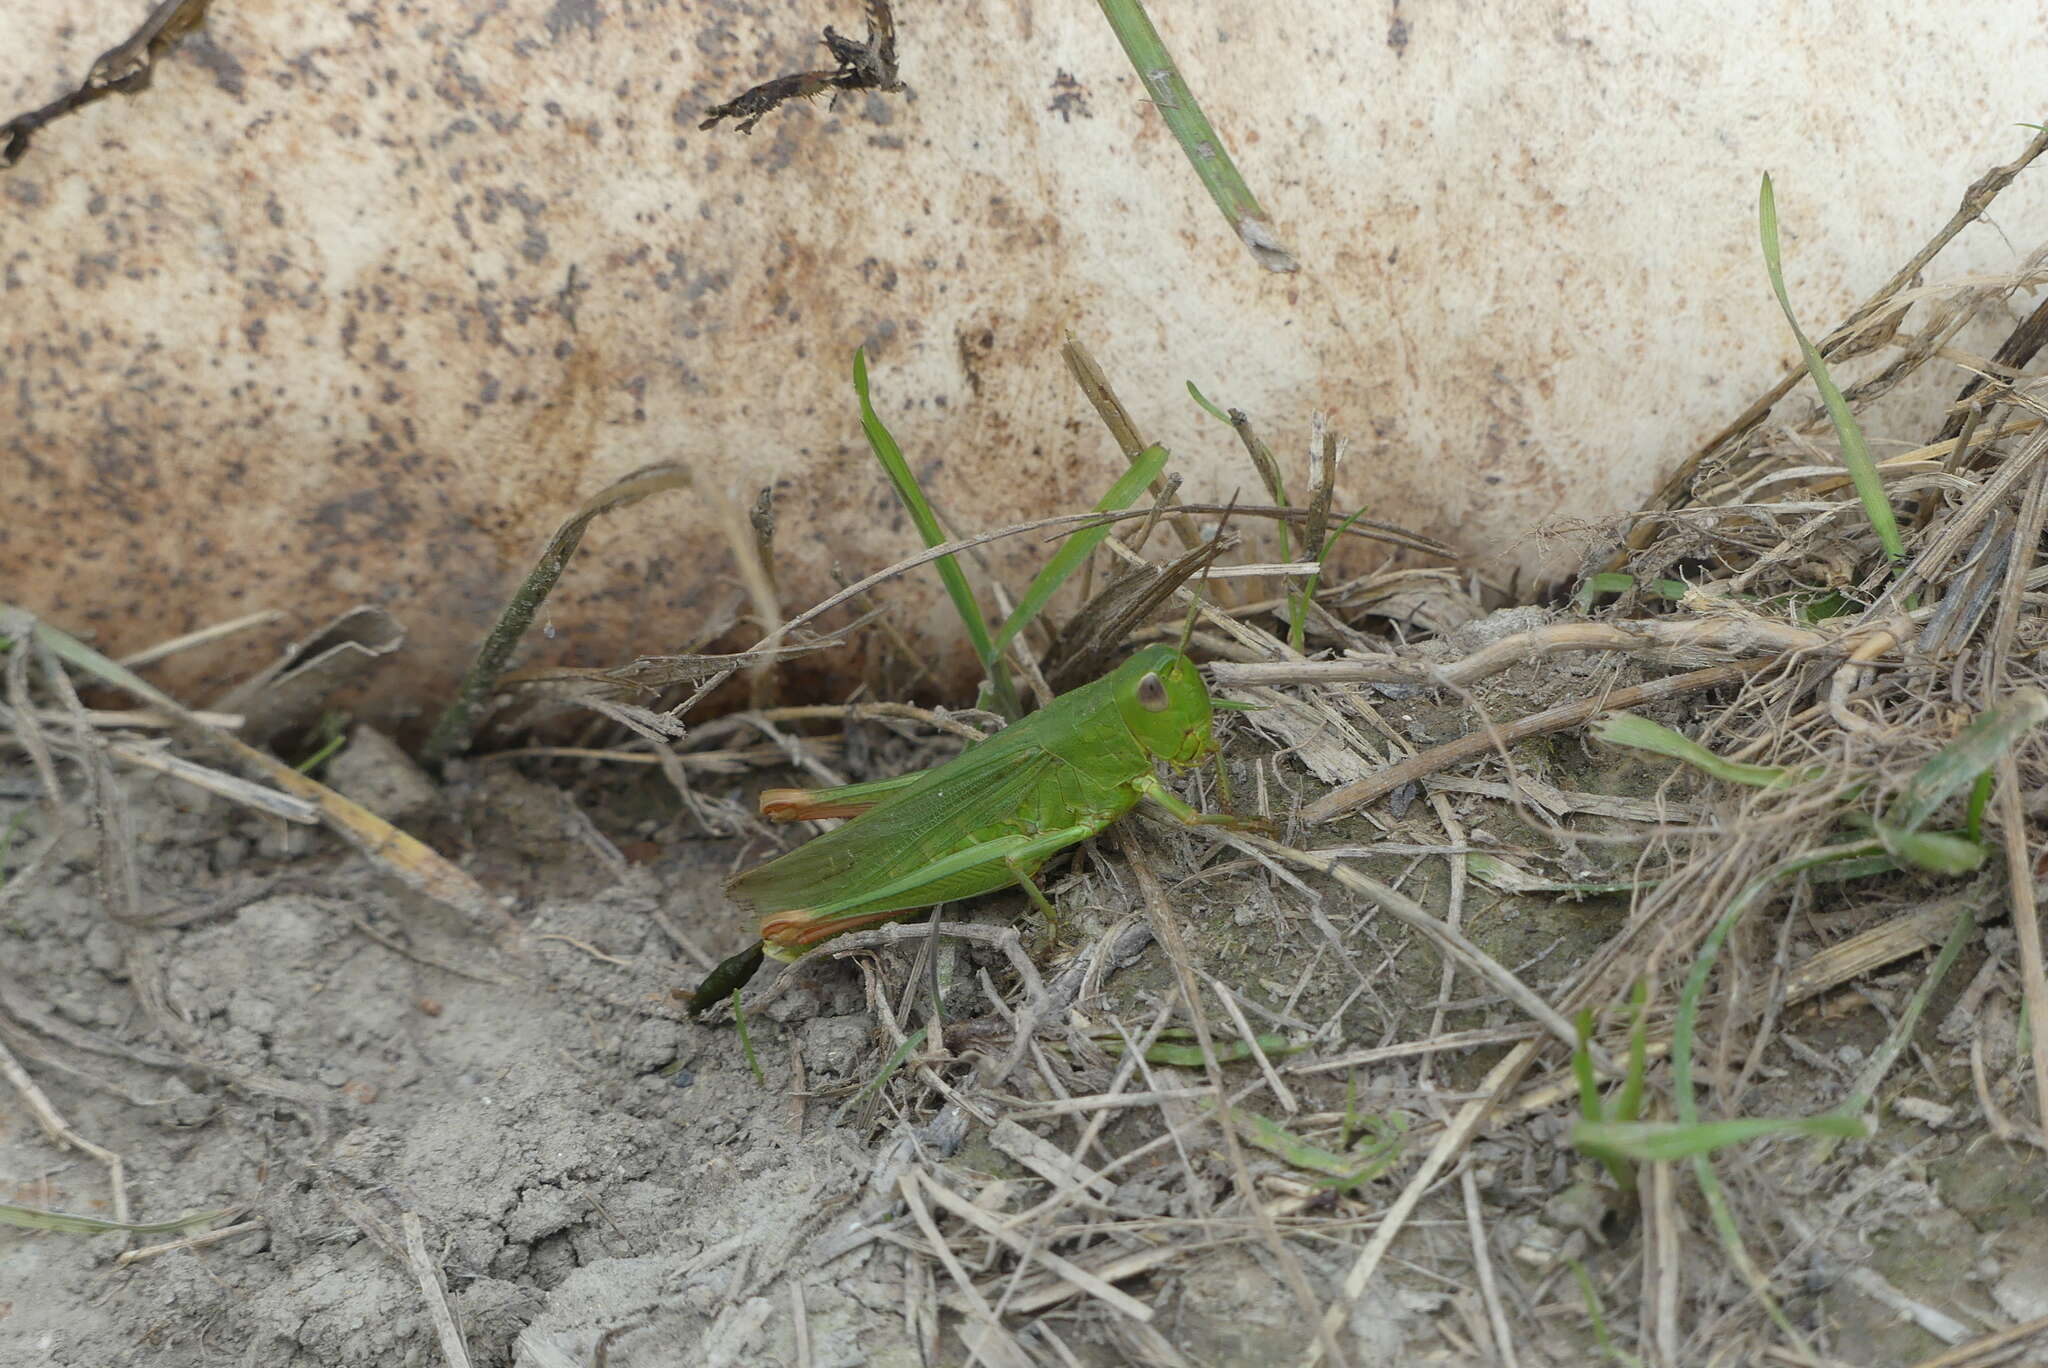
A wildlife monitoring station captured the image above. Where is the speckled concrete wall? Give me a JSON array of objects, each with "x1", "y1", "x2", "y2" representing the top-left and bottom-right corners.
[{"x1": 4, "y1": 1, "x2": 2043, "y2": 715}]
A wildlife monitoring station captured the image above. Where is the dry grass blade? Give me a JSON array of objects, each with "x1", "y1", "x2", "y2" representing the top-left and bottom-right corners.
[
  {"x1": 1044, "y1": 534, "x2": 1229, "y2": 690},
  {"x1": 1626, "y1": 124, "x2": 2048, "y2": 541},
  {"x1": 914, "y1": 1172, "x2": 1154, "y2": 1323},
  {"x1": 1300, "y1": 659, "x2": 1772, "y2": 821},
  {"x1": 9, "y1": 608, "x2": 511, "y2": 937},
  {"x1": 1117, "y1": 829, "x2": 1350, "y2": 1368},
  {"x1": 423, "y1": 463, "x2": 697, "y2": 767},
  {"x1": 1208, "y1": 830, "x2": 1592, "y2": 1059},
  {"x1": 1211, "y1": 616, "x2": 1828, "y2": 691},
  {"x1": 0, "y1": 1037, "x2": 127, "y2": 1228},
  {"x1": 0, "y1": 0, "x2": 211, "y2": 167},
  {"x1": 402, "y1": 1211, "x2": 474, "y2": 1368},
  {"x1": 898, "y1": 1172, "x2": 1033, "y2": 1368}
]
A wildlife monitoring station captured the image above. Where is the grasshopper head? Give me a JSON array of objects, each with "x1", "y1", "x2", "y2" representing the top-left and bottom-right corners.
[{"x1": 1114, "y1": 645, "x2": 1215, "y2": 769}]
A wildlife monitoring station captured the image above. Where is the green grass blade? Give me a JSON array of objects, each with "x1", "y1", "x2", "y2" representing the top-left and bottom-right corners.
[
  {"x1": 1871, "y1": 823, "x2": 1984, "y2": 874},
  {"x1": 1574, "y1": 1115, "x2": 1865, "y2": 1164},
  {"x1": 1570, "y1": 1258, "x2": 1648, "y2": 1368},
  {"x1": 835, "y1": 1026, "x2": 928, "y2": 1123},
  {"x1": 1670, "y1": 841, "x2": 1886, "y2": 1348},
  {"x1": 852, "y1": 348, "x2": 1021, "y2": 717},
  {"x1": 991, "y1": 443, "x2": 1169, "y2": 657},
  {"x1": 1094, "y1": 0, "x2": 1298, "y2": 272},
  {"x1": 1758, "y1": 174, "x2": 1903, "y2": 566},
  {"x1": 1185, "y1": 380, "x2": 1232, "y2": 424},
  {"x1": 1572, "y1": 573, "x2": 1690, "y2": 611},
  {"x1": 1229, "y1": 1108, "x2": 1404, "y2": 1190},
  {"x1": 1887, "y1": 688, "x2": 2048, "y2": 833},
  {"x1": 1616, "y1": 979, "x2": 1650, "y2": 1126},
  {"x1": 1572, "y1": 1012, "x2": 1604, "y2": 1124},
  {"x1": 732, "y1": 990, "x2": 765, "y2": 1086},
  {"x1": 1592, "y1": 712, "x2": 1817, "y2": 788},
  {"x1": 1288, "y1": 503, "x2": 1370, "y2": 653},
  {"x1": 1826, "y1": 900, "x2": 1975, "y2": 1151}
]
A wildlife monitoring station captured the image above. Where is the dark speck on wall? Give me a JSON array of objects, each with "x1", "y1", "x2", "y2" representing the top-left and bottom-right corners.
[
  {"x1": 1047, "y1": 71, "x2": 1091, "y2": 122},
  {"x1": 546, "y1": 0, "x2": 605, "y2": 43},
  {"x1": 183, "y1": 32, "x2": 248, "y2": 97}
]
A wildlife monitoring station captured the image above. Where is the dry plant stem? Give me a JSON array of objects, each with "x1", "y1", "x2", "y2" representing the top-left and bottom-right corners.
[
  {"x1": 1941, "y1": 294, "x2": 2048, "y2": 445},
  {"x1": 3, "y1": 627, "x2": 63, "y2": 807},
  {"x1": 898, "y1": 1173, "x2": 1033, "y2": 1368},
  {"x1": 1118, "y1": 830, "x2": 1348, "y2": 1368},
  {"x1": 1997, "y1": 753, "x2": 2048, "y2": 1137},
  {"x1": 914, "y1": 1173, "x2": 1154, "y2": 1323},
  {"x1": 1866, "y1": 426, "x2": 2048, "y2": 620},
  {"x1": 1460, "y1": 1166, "x2": 1522, "y2": 1368},
  {"x1": 1062, "y1": 337, "x2": 1204, "y2": 555},
  {"x1": 1303, "y1": 416, "x2": 1338, "y2": 586},
  {"x1": 1628, "y1": 124, "x2": 2048, "y2": 539},
  {"x1": 1212, "y1": 619, "x2": 1823, "y2": 691},
  {"x1": 27, "y1": 610, "x2": 510, "y2": 933},
  {"x1": 1302, "y1": 660, "x2": 1773, "y2": 821},
  {"x1": 690, "y1": 701, "x2": 992, "y2": 746},
  {"x1": 711, "y1": 483, "x2": 784, "y2": 711},
  {"x1": 1209, "y1": 830, "x2": 1596, "y2": 1064},
  {"x1": 1206, "y1": 974, "x2": 1298, "y2": 1112},
  {"x1": 0, "y1": 0, "x2": 211, "y2": 167},
  {"x1": 113, "y1": 1219, "x2": 265, "y2": 1267},
  {"x1": 1985, "y1": 432, "x2": 2048, "y2": 666},
  {"x1": 0, "y1": 1037, "x2": 128, "y2": 1227},
  {"x1": 1909, "y1": 1311, "x2": 2048, "y2": 1368},
  {"x1": 671, "y1": 503, "x2": 1447, "y2": 720},
  {"x1": 1645, "y1": 1145, "x2": 1682, "y2": 1361},
  {"x1": 1301, "y1": 1039, "x2": 1543, "y2": 1368},
  {"x1": 115, "y1": 608, "x2": 285, "y2": 669},
  {"x1": 402, "y1": 1212, "x2": 474, "y2": 1368},
  {"x1": 423, "y1": 463, "x2": 695, "y2": 767}
]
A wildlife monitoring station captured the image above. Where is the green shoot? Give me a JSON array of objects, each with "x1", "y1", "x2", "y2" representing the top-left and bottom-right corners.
[
  {"x1": 1573, "y1": 1114, "x2": 1866, "y2": 1165},
  {"x1": 853, "y1": 347, "x2": 1022, "y2": 718},
  {"x1": 1570, "y1": 982, "x2": 1651, "y2": 1192},
  {"x1": 1289, "y1": 504, "x2": 1369, "y2": 653},
  {"x1": 732, "y1": 991, "x2": 765, "y2": 1086},
  {"x1": 1571, "y1": 573, "x2": 1689, "y2": 612},
  {"x1": 1185, "y1": 380, "x2": 1232, "y2": 424},
  {"x1": 1966, "y1": 770, "x2": 1995, "y2": 842},
  {"x1": 1097, "y1": 1027, "x2": 1299, "y2": 1067},
  {"x1": 1757, "y1": 174, "x2": 1904, "y2": 567},
  {"x1": 1818, "y1": 900, "x2": 1976, "y2": 1159},
  {"x1": 1231, "y1": 1107, "x2": 1406, "y2": 1191},
  {"x1": 1570, "y1": 1258, "x2": 1647, "y2": 1368},
  {"x1": 989, "y1": 444, "x2": 1169, "y2": 658},
  {"x1": 1094, "y1": 1, "x2": 1299, "y2": 272},
  {"x1": 1592, "y1": 713, "x2": 1820, "y2": 789},
  {"x1": 835, "y1": 1026, "x2": 928, "y2": 1124}
]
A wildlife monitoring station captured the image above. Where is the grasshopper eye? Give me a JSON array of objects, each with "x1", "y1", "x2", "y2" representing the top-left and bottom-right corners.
[{"x1": 1136, "y1": 671, "x2": 1170, "y2": 712}]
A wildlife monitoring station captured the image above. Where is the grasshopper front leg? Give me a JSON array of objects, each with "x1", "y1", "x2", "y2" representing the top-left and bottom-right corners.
[{"x1": 1132, "y1": 772, "x2": 1269, "y2": 831}]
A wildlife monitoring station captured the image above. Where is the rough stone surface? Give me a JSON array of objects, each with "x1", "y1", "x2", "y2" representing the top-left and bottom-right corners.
[{"x1": 4, "y1": 2, "x2": 2045, "y2": 711}]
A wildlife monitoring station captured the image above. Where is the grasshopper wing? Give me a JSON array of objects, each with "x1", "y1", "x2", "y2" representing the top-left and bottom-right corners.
[{"x1": 726, "y1": 743, "x2": 1074, "y2": 917}]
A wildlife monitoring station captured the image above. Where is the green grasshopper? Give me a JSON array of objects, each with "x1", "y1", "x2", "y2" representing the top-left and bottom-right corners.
[{"x1": 688, "y1": 644, "x2": 1245, "y2": 1010}]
